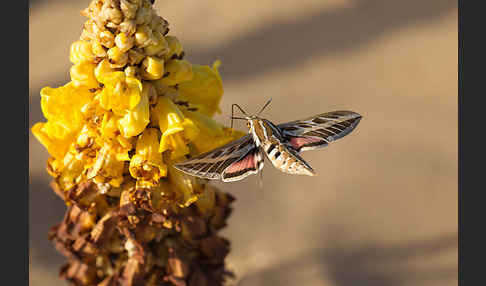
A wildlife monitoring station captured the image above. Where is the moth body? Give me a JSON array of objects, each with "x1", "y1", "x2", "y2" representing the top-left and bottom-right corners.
[{"x1": 249, "y1": 117, "x2": 315, "y2": 176}]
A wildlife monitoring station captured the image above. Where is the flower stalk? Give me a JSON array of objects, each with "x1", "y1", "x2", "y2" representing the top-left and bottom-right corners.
[{"x1": 32, "y1": 1, "x2": 242, "y2": 285}]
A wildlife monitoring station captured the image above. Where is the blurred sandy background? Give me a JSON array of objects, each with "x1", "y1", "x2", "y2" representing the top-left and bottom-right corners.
[{"x1": 29, "y1": 0, "x2": 458, "y2": 285}]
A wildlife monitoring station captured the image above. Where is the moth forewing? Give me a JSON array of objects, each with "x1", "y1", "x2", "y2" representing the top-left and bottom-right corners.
[
  {"x1": 173, "y1": 135, "x2": 257, "y2": 180},
  {"x1": 278, "y1": 111, "x2": 362, "y2": 152}
]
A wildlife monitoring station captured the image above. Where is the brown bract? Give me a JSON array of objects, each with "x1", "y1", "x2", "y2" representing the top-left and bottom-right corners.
[{"x1": 48, "y1": 181, "x2": 234, "y2": 286}]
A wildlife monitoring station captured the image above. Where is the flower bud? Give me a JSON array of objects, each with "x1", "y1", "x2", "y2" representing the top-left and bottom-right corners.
[
  {"x1": 120, "y1": 0, "x2": 139, "y2": 20},
  {"x1": 99, "y1": 30, "x2": 115, "y2": 48},
  {"x1": 140, "y1": 56, "x2": 164, "y2": 80},
  {"x1": 134, "y1": 25, "x2": 152, "y2": 47},
  {"x1": 91, "y1": 40, "x2": 107, "y2": 58},
  {"x1": 144, "y1": 32, "x2": 169, "y2": 56},
  {"x1": 165, "y1": 36, "x2": 183, "y2": 60},
  {"x1": 129, "y1": 128, "x2": 166, "y2": 186},
  {"x1": 70, "y1": 41, "x2": 95, "y2": 64},
  {"x1": 107, "y1": 46, "x2": 129, "y2": 68},
  {"x1": 115, "y1": 32, "x2": 135, "y2": 53}
]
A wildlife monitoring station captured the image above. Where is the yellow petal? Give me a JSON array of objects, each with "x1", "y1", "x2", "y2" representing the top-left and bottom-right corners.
[
  {"x1": 46, "y1": 157, "x2": 63, "y2": 178},
  {"x1": 58, "y1": 151, "x2": 88, "y2": 190},
  {"x1": 91, "y1": 40, "x2": 107, "y2": 58},
  {"x1": 40, "y1": 82, "x2": 92, "y2": 136},
  {"x1": 43, "y1": 120, "x2": 73, "y2": 140},
  {"x1": 164, "y1": 133, "x2": 189, "y2": 160},
  {"x1": 153, "y1": 97, "x2": 199, "y2": 158},
  {"x1": 125, "y1": 77, "x2": 144, "y2": 110},
  {"x1": 94, "y1": 59, "x2": 116, "y2": 84},
  {"x1": 31, "y1": 122, "x2": 73, "y2": 160},
  {"x1": 98, "y1": 72, "x2": 142, "y2": 114},
  {"x1": 100, "y1": 112, "x2": 120, "y2": 139},
  {"x1": 118, "y1": 82, "x2": 150, "y2": 137},
  {"x1": 115, "y1": 32, "x2": 134, "y2": 53},
  {"x1": 70, "y1": 62, "x2": 99, "y2": 89},
  {"x1": 177, "y1": 60, "x2": 223, "y2": 116},
  {"x1": 140, "y1": 56, "x2": 165, "y2": 80},
  {"x1": 107, "y1": 46, "x2": 128, "y2": 68},
  {"x1": 129, "y1": 128, "x2": 167, "y2": 186},
  {"x1": 115, "y1": 136, "x2": 134, "y2": 161},
  {"x1": 70, "y1": 40, "x2": 95, "y2": 64},
  {"x1": 75, "y1": 124, "x2": 97, "y2": 149},
  {"x1": 182, "y1": 110, "x2": 245, "y2": 155},
  {"x1": 87, "y1": 146, "x2": 125, "y2": 187},
  {"x1": 158, "y1": 59, "x2": 193, "y2": 86}
]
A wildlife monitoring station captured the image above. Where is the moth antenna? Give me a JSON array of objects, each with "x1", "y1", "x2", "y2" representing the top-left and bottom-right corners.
[
  {"x1": 257, "y1": 98, "x2": 272, "y2": 116},
  {"x1": 231, "y1": 112, "x2": 234, "y2": 131},
  {"x1": 231, "y1": 103, "x2": 248, "y2": 130},
  {"x1": 232, "y1": 104, "x2": 248, "y2": 116},
  {"x1": 231, "y1": 105, "x2": 234, "y2": 130}
]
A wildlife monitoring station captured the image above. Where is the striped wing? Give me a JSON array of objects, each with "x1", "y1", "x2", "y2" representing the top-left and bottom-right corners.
[
  {"x1": 221, "y1": 148, "x2": 264, "y2": 182},
  {"x1": 278, "y1": 111, "x2": 362, "y2": 152},
  {"x1": 174, "y1": 134, "x2": 263, "y2": 182}
]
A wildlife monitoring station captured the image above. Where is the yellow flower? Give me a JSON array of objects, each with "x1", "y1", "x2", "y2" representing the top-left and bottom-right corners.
[
  {"x1": 87, "y1": 145, "x2": 125, "y2": 187},
  {"x1": 46, "y1": 157, "x2": 63, "y2": 178},
  {"x1": 114, "y1": 136, "x2": 134, "y2": 162},
  {"x1": 115, "y1": 32, "x2": 135, "y2": 52},
  {"x1": 96, "y1": 60, "x2": 143, "y2": 115},
  {"x1": 140, "y1": 56, "x2": 164, "y2": 80},
  {"x1": 96, "y1": 111, "x2": 135, "y2": 162},
  {"x1": 94, "y1": 59, "x2": 115, "y2": 82},
  {"x1": 40, "y1": 82, "x2": 93, "y2": 138},
  {"x1": 158, "y1": 59, "x2": 193, "y2": 86},
  {"x1": 177, "y1": 60, "x2": 223, "y2": 116},
  {"x1": 31, "y1": 122, "x2": 73, "y2": 160},
  {"x1": 129, "y1": 128, "x2": 167, "y2": 187},
  {"x1": 100, "y1": 112, "x2": 121, "y2": 139},
  {"x1": 75, "y1": 124, "x2": 97, "y2": 149},
  {"x1": 153, "y1": 97, "x2": 199, "y2": 159},
  {"x1": 107, "y1": 46, "x2": 129, "y2": 68},
  {"x1": 70, "y1": 61, "x2": 99, "y2": 89},
  {"x1": 182, "y1": 109, "x2": 245, "y2": 155},
  {"x1": 117, "y1": 81, "x2": 151, "y2": 137},
  {"x1": 91, "y1": 40, "x2": 107, "y2": 57},
  {"x1": 58, "y1": 151, "x2": 88, "y2": 190},
  {"x1": 69, "y1": 40, "x2": 95, "y2": 64}
]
